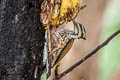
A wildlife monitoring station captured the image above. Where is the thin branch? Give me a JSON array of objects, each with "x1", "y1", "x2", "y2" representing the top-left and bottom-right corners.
[
  {"x1": 80, "y1": 5, "x2": 87, "y2": 10},
  {"x1": 53, "y1": 29, "x2": 120, "y2": 80},
  {"x1": 53, "y1": 64, "x2": 60, "y2": 80}
]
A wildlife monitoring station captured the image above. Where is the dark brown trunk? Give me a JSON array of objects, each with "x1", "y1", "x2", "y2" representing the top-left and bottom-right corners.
[{"x1": 0, "y1": 0, "x2": 45, "y2": 80}]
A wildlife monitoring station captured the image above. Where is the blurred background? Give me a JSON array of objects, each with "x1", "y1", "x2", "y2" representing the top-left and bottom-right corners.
[{"x1": 50, "y1": 0, "x2": 120, "y2": 80}]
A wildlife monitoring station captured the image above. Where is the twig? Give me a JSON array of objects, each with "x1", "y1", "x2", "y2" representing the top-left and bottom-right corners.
[
  {"x1": 80, "y1": 5, "x2": 87, "y2": 10},
  {"x1": 53, "y1": 64, "x2": 60, "y2": 80},
  {"x1": 53, "y1": 29, "x2": 120, "y2": 79}
]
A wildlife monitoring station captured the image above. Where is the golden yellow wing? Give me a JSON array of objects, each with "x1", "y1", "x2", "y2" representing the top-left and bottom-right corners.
[{"x1": 52, "y1": 39, "x2": 74, "y2": 67}]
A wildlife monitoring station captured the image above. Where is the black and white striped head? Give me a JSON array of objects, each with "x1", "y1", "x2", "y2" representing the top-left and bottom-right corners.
[{"x1": 72, "y1": 20, "x2": 86, "y2": 40}]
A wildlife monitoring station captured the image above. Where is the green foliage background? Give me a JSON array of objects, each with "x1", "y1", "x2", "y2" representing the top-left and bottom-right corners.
[{"x1": 99, "y1": 0, "x2": 120, "y2": 80}]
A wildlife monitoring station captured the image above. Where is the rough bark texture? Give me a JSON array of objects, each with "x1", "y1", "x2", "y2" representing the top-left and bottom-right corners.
[{"x1": 0, "y1": 0, "x2": 44, "y2": 80}]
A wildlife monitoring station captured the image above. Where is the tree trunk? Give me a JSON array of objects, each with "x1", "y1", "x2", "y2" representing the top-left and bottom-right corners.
[{"x1": 0, "y1": 0, "x2": 45, "y2": 80}]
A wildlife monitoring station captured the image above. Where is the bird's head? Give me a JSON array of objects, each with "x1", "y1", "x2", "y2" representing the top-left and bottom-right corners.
[{"x1": 72, "y1": 20, "x2": 86, "y2": 40}]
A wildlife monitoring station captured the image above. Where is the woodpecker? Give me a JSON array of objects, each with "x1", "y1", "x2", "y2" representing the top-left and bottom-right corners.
[
  {"x1": 50, "y1": 20, "x2": 86, "y2": 67},
  {"x1": 40, "y1": 0, "x2": 83, "y2": 56}
]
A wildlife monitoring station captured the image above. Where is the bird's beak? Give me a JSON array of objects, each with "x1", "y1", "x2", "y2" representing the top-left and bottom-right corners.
[
  {"x1": 78, "y1": 37, "x2": 86, "y2": 40},
  {"x1": 82, "y1": 37, "x2": 86, "y2": 40}
]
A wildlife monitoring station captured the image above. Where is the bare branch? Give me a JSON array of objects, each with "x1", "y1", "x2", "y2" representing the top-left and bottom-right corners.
[
  {"x1": 80, "y1": 5, "x2": 87, "y2": 10},
  {"x1": 53, "y1": 29, "x2": 120, "y2": 79},
  {"x1": 53, "y1": 64, "x2": 60, "y2": 80}
]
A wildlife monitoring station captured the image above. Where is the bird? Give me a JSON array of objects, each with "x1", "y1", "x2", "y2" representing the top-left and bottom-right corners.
[
  {"x1": 40, "y1": 0, "x2": 83, "y2": 56},
  {"x1": 50, "y1": 20, "x2": 86, "y2": 67}
]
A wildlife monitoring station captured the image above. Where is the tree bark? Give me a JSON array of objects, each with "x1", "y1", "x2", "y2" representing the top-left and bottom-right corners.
[{"x1": 0, "y1": 0, "x2": 44, "y2": 80}]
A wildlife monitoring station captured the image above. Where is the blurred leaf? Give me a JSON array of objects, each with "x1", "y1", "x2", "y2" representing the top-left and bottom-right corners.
[
  {"x1": 99, "y1": 0, "x2": 120, "y2": 80},
  {"x1": 40, "y1": 74, "x2": 47, "y2": 80}
]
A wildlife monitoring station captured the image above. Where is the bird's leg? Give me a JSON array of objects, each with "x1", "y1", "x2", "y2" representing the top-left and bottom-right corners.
[{"x1": 49, "y1": 27, "x2": 64, "y2": 56}]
